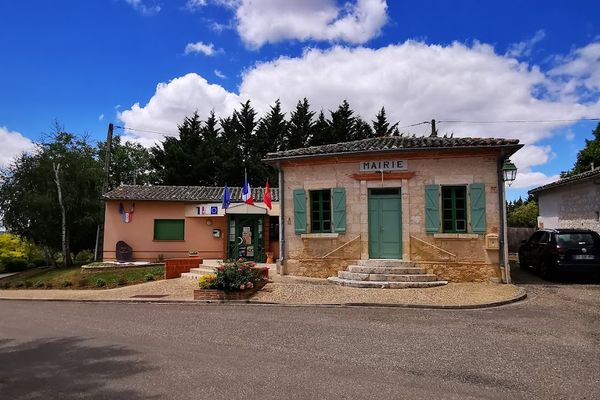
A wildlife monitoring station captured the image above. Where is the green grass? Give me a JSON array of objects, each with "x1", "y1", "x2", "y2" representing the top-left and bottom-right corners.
[{"x1": 0, "y1": 266, "x2": 164, "y2": 290}]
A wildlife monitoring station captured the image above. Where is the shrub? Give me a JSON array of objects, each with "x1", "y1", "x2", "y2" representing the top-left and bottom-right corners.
[
  {"x1": 61, "y1": 280, "x2": 73, "y2": 288},
  {"x1": 95, "y1": 278, "x2": 107, "y2": 288},
  {"x1": 24, "y1": 280, "x2": 33, "y2": 288},
  {"x1": 14, "y1": 281, "x2": 26, "y2": 288},
  {"x1": 33, "y1": 281, "x2": 44, "y2": 288},
  {"x1": 4, "y1": 258, "x2": 29, "y2": 272},
  {"x1": 74, "y1": 250, "x2": 94, "y2": 265},
  {"x1": 144, "y1": 273, "x2": 155, "y2": 282},
  {"x1": 2, "y1": 281, "x2": 12, "y2": 289},
  {"x1": 31, "y1": 258, "x2": 47, "y2": 268},
  {"x1": 45, "y1": 282, "x2": 53, "y2": 289},
  {"x1": 198, "y1": 273, "x2": 217, "y2": 289},
  {"x1": 117, "y1": 277, "x2": 128, "y2": 286},
  {"x1": 210, "y1": 259, "x2": 264, "y2": 291}
]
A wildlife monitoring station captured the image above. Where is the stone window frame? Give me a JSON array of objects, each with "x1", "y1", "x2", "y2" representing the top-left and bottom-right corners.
[
  {"x1": 441, "y1": 185, "x2": 468, "y2": 233},
  {"x1": 309, "y1": 189, "x2": 332, "y2": 233}
]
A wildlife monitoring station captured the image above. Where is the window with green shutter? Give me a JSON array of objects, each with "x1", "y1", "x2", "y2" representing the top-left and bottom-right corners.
[
  {"x1": 154, "y1": 219, "x2": 185, "y2": 240},
  {"x1": 332, "y1": 188, "x2": 346, "y2": 233},
  {"x1": 293, "y1": 189, "x2": 307, "y2": 234},
  {"x1": 469, "y1": 183, "x2": 486, "y2": 233},
  {"x1": 425, "y1": 185, "x2": 440, "y2": 233},
  {"x1": 442, "y1": 186, "x2": 467, "y2": 233},
  {"x1": 310, "y1": 189, "x2": 332, "y2": 233}
]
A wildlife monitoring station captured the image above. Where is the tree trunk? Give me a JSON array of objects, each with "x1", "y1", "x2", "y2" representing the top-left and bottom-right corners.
[
  {"x1": 43, "y1": 245, "x2": 56, "y2": 268},
  {"x1": 53, "y1": 162, "x2": 71, "y2": 268}
]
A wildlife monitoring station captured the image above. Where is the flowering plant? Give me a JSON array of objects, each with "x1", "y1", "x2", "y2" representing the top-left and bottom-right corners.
[{"x1": 201, "y1": 258, "x2": 264, "y2": 291}]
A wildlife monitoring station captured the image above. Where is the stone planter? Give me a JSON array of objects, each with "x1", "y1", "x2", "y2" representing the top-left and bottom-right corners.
[{"x1": 193, "y1": 281, "x2": 266, "y2": 301}]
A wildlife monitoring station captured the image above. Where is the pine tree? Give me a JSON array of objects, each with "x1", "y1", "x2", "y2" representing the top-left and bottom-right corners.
[
  {"x1": 372, "y1": 107, "x2": 398, "y2": 137},
  {"x1": 329, "y1": 100, "x2": 356, "y2": 143},
  {"x1": 255, "y1": 100, "x2": 287, "y2": 184},
  {"x1": 286, "y1": 98, "x2": 314, "y2": 150},
  {"x1": 309, "y1": 111, "x2": 332, "y2": 146}
]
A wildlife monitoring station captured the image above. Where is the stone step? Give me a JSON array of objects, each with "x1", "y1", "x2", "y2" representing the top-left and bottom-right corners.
[
  {"x1": 356, "y1": 259, "x2": 416, "y2": 268},
  {"x1": 338, "y1": 271, "x2": 439, "y2": 282},
  {"x1": 190, "y1": 267, "x2": 216, "y2": 274},
  {"x1": 201, "y1": 259, "x2": 222, "y2": 267},
  {"x1": 327, "y1": 277, "x2": 448, "y2": 289},
  {"x1": 348, "y1": 265, "x2": 426, "y2": 275}
]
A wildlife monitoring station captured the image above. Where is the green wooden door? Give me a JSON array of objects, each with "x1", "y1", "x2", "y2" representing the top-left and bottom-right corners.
[
  {"x1": 368, "y1": 189, "x2": 402, "y2": 259},
  {"x1": 227, "y1": 215, "x2": 265, "y2": 262}
]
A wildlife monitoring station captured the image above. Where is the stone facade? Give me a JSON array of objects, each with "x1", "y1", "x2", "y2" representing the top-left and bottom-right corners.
[
  {"x1": 537, "y1": 179, "x2": 600, "y2": 231},
  {"x1": 280, "y1": 151, "x2": 506, "y2": 282}
]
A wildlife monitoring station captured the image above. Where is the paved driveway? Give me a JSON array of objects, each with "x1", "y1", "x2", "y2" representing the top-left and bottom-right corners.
[{"x1": 0, "y1": 272, "x2": 598, "y2": 399}]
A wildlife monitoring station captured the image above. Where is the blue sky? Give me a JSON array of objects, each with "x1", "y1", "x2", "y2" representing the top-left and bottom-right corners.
[{"x1": 1, "y1": 0, "x2": 599, "y2": 200}]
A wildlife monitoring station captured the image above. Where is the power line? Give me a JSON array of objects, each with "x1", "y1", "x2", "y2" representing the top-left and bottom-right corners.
[
  {"x1": 437, "y1": 117, "x2": 600, "y2": 124},
  {"x1": 114, "y1": 125, "x2": 177, "y2": 136}
]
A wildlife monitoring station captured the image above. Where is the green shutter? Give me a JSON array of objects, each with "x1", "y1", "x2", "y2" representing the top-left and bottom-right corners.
[
  {"x1": 469, "y1": 183, "x2": 486, "y2": 233},
  {"x1": 425, "y1": 185, "x2": 440, "y2": 233},
  {"x1": 293, "y1": 189, "x2": 307, "y2": 234},
  {"x1": 154, "y1": 219, "x2": 185, "y2": 240},
  {"x1": 332, "y1": 188, "x2": 346, "y2": 233}
]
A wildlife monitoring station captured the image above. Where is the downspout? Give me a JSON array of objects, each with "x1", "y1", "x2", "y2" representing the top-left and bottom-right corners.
[
  {"x1": 497, "y1": 156, "x2": 510, "y2": 283},
  {"x1": 278, "y1": 165, "x2": 286, "y2": 275}
]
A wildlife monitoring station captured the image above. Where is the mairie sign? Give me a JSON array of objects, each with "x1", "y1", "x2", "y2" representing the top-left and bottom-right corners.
[
  {"x1": 359, "y1": 159, "x2": 408, "y2": 172},
  {"x1": 185, "y1": 203, "x2": 225, "y2": 217}
]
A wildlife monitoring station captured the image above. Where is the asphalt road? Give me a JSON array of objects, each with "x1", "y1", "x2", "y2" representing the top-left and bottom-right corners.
[{"x1": 1, "y1": 269, "x2": 599, "y2": 400}]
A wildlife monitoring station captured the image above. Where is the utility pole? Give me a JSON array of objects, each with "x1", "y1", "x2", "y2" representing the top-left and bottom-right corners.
[
  {"x1": 95, "y1": 123, "x2": 113, "y2": 261},
  {"x1": 430, "y1": 119, "x2": 437, "y2": 137},
  {"x1": 102, "y1": 123, "x2": 114, "y2": 194}
]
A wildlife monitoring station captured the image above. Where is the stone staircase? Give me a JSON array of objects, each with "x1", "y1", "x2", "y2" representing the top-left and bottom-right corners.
[
  {"x1": 181, "y1": 259, "x2": 220, "y2": 280},
  {"x1": 327, "y1": 259, "x2": 447, "y2": 288},
  {"x1": 181, "y1": 259, "x2": 275, "y2": 280}
]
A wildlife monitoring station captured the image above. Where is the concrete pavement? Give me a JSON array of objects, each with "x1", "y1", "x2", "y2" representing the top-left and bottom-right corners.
[{"x1": 1, "y1": 272, "x2": 598, "y2": 400}]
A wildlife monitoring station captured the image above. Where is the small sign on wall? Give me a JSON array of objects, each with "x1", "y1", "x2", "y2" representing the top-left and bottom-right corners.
[
  {"x1": 185, "y1": 203, "x2": 226, "y2": 217},
  {"x1": 359, "y1": 159, "x2": 408, "y2": 172}
]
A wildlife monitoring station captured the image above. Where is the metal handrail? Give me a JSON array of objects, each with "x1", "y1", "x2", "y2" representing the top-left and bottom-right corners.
[
  {"x1": 320, "y1": 235, "x2": 361, "y2": 259},
  {"x1": 410, "y1": 235, "x2": 457, "y2": 259}
]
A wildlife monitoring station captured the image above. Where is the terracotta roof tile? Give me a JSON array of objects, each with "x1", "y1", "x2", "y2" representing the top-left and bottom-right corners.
[
  {"x1": 264, "y1": 135, "x2": 522, "y2": 161},
  {"x1": 103, "y1": 185, "x2": 279, "y2": 202}
]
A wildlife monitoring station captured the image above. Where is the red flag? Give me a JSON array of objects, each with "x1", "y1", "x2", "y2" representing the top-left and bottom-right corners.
[{"x1": 264, "y1": 181, "x2": 272, "y2": 210}]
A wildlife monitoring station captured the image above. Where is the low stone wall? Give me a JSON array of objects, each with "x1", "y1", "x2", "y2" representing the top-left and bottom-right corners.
[
  {"x1": 416, "y1": 261, "x2": 501, "y2": 283},
  {"x1": 284, "y1": 258, "x2": 351, "y2": 278},
  {"x1": 165, "y1": 257, "x2": 202, "y2": 279}
]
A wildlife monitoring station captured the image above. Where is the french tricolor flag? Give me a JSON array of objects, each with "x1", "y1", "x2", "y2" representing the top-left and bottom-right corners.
[{"x1": 242, "y1": 170, "x2": 254, "y2": 205}]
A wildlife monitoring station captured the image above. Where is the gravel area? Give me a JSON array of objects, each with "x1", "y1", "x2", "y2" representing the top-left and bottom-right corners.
[
  {"x1": 0, "y1": 274, "x2": 523, "y2": 306},
  {"x1": 253, "y1": 275, "x2": 522, "y2": 306}
]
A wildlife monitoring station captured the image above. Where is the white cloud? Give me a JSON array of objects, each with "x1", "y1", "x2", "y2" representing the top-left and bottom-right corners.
[
  {"x1": 98, "y1": 113, "x2": 105, "y2": 121},
  {"x1": 185, "y1": 0, "x2": 207, "y2": 12},
  {"x1": 549, "y1": 42, "x2": 600, "y2": 93},
  {"x1": 123, "y1": 0, "x2": 161, "y2": 15},
  {"x1": 214, "y1": 69, "x2": 226, "y2": 79},
  {"x1": 506, "y1": 29, "x2": 546, "y2": 58},
  {"x1": 118, "y1": 40, "x2": 600, "y2": 186},
  {"x1": 510, "y1": 171, "x2": 560, "y2": 189},
  {"x1": 232, "y1": 0, "x2": 388, "y2": 48},
  {"x1": 184, "y1": 41, "x2": 219, "y2": 56},
  {"x1": 0, "y1": 126, "x2": 35, "y2": 168},
  {"x1": 118, "y1": 73, "x2": 240, "y2": 146}
]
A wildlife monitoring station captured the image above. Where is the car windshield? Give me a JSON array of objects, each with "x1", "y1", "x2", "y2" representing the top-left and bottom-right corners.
[{"x1": 556, "y1": 233, "x2": 596, "y2": 247}]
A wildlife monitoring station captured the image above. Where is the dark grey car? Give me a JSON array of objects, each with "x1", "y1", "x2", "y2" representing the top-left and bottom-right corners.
[{"x1": 518, "y1": 228, "x2": 600, "y2": 279}]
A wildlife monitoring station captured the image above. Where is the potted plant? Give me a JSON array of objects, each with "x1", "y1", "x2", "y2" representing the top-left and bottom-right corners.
[{"x1": 193, "y1": 258, "x2": 267, "y2": 300}]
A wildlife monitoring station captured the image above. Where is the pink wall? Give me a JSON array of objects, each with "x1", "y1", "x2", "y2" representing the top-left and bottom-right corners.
[{"x1": 103, "y1": 201, "x2": 227, "y2": 261}]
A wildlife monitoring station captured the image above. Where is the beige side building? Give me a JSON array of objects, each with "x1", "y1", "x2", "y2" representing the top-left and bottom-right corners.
[{"x1": 264, "y1": 135, "x2": 522, "y2": 283}]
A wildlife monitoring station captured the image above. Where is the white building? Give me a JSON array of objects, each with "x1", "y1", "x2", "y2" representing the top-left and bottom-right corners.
[{"x1": 529, "y1": 168, "x2": 600, "y2": 231}]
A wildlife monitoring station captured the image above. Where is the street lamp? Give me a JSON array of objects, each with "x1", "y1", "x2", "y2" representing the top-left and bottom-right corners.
[{"x1": 502, "y1": 159, "x2": 518, "y2": 186}]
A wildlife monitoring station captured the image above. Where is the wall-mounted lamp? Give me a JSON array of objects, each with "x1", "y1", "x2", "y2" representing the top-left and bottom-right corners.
[{"x1": 502, "y1": 159, "x2": 518, "y2": 186}]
